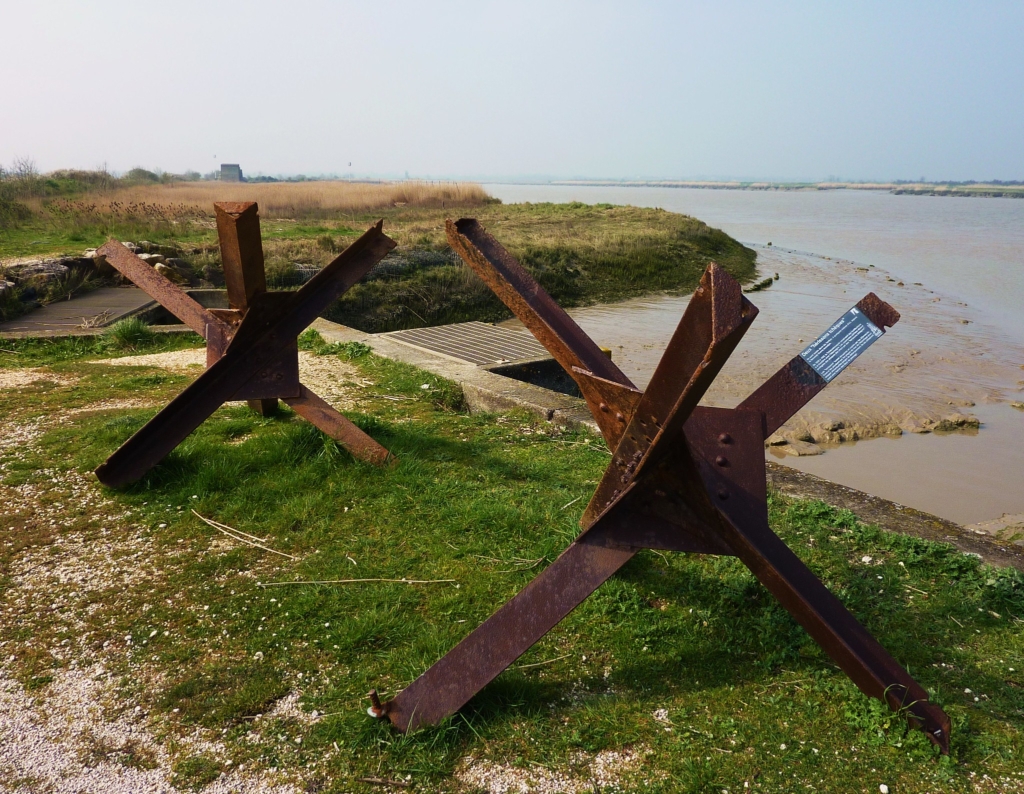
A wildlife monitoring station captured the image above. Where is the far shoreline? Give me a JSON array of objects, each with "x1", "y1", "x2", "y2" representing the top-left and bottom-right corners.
[{"x1": 520, "y1": 180, "x2": 1024, "y2": 198}]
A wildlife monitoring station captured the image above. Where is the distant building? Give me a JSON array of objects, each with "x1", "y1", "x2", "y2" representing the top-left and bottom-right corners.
[{"x1": 220, "y1": 164, "x2": 243, "y2": 182}]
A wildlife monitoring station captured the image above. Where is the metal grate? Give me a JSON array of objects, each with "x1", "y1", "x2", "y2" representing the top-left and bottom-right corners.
[{"x1": 383, "y1": 321, "x2": 549, "y2": 366}]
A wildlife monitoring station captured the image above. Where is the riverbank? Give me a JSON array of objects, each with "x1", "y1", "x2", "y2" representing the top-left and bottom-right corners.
[
  {"x1": 485, "y1": 183, "x2": 1024, "y2": 527},
  {"x1": 2, "y1": 182, "x2": 756, "y2": 333},
  {"x1": 322, "y1": 202, "x2": 755, "y2": 332},
  {"x1": 505, "y1": 243, "x2": 1024, "y2": 525}
]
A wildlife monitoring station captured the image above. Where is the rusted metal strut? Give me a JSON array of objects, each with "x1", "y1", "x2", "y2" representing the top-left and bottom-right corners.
[
  {"x1": 372, "y1": 218, "x2": 951, "y2": 752},
  {"x1": 93, "y1": 202, "x2": 396, "y2": 487}
]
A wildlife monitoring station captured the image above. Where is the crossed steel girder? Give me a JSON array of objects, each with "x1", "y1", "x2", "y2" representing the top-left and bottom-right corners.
[
  {"x1": 93, "y1": 202, "x2": 396, "y2": 487},
  {"x1": 372, "y1": 218, "x2": 951, "y2": 752}
]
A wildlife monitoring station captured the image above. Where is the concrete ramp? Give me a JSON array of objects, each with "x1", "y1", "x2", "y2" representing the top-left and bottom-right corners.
[{"x1": 0, "y1": 287, "x2": 154, "y2": 336}]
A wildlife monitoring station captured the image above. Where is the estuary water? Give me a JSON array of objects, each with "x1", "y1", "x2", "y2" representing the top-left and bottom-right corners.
[
  {"x1": 486, "y1": 184, "x2": 1024, "y2": 340},
  {"x1": 483, "y1": 184, "x2": 1024, "y2": 526}
]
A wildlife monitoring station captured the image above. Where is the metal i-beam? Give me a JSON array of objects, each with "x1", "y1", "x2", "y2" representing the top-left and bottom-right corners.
[
  {"x1": 96, "y1": 241, "x2": 219, "y2": 337},
  {"x1": 447, "y1": 219, "x2": 642, "y2": 447},
  {"x1": 216, "y1": 201, "x2": 277, "y2": 415}
]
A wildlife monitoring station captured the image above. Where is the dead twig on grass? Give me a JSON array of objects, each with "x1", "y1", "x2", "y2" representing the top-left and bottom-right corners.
[
  {"x1": 514, "y1": 653, "x2": 571, "y2": 670},
  {"x1": 357, "y1": 777, "x2": 413, "y2": 789},
  {"x1": 550, "y1": 438, "x2": 611, "y2": 455},
  {"x1": 192, "y1": 510, "x2": 269, "y2": 542},
  {"x1": 191, "y1": 510, "x2": 298, "y2": 560},
  {"x1": 472, "y1": 554, "x2": 543, "y2": 573},
  {"x1": 257, "y1": 577, "x2": 457, "y2": 587}
]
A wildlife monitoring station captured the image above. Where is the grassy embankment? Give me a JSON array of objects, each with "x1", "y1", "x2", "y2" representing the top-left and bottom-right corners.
[
  {"x1": 1, "y1": 177, "x2": 756, "y2": 332},
  {"x1": 1, "y1": 334, "x2": 1022, "y2": 792}
]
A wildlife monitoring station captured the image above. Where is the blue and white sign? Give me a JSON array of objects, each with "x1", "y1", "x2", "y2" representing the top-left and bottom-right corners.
[{"x1": 799, "y1": 307, "x2": 883, "y2": 383}]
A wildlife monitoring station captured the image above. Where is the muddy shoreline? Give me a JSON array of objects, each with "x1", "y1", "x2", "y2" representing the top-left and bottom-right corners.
[
  {"x1": 504, "y1": 242, "x2": 1024, "y2": 525},
  {"x1": 767, "y1": 464, "x2": 1024, "y2": 570}
]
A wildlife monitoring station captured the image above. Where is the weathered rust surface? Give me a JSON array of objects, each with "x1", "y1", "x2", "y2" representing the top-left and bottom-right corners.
[
  {"x1": 382, "y1": 534, "x2": 636, "y2": 732},
  {"x1": 580, "y1": 263, "x2": 757, "y2": 527},
  {"x1": 381, "y1": 218, "x2": 949, "y2": 753},
  {"x1": 447, "y1": 218, "x2": 642, "y2": 448},
  {"x1": 738, "y1": 292, "x2": 899, "y2": 437},
  {"x1": 95, "y1": 209, "x2": 396, "y2": 486},
  {"x1": 687, "y1": 407, "x2": 950, "y2": 744},
  {"x1": 215, "y1": 201, "x2": 277, "y2": 415},
  {"x1": 216, "y1": 202, "x2": 267, "y2": 310},
  {"x1": 96, "y1": 241, "x2": 216, "y2": 337}
]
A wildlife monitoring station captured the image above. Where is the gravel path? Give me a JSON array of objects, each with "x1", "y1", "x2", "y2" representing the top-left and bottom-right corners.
[
  {"x1": 92, "y1": 349, "x2": 366, "y2": 409},
  {"x1": 0, "y1": 665, "x2": 298, "y2": 794}
]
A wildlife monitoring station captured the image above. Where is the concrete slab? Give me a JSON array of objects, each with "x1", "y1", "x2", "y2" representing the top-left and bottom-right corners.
[{"x1": 0, "y1": 287, "x2": 155, "y2": 335}]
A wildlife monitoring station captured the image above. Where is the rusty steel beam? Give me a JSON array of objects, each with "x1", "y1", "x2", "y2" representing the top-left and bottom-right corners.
[
  {"x1": 447, "y1": 218, "x2": 643, "y2": 448},
  {"x1": 686, "y1": 407, "x2": 950, "y2": 747},
  {"x1": 216, "y1": 202, "x2": 268, "y2": 310},
  {"x1": 381, "y1": 218, "x2": 949, "y2": 753},
  {"x1": 283, "y1": 385, "x2": 392, "y2": 465},
  {"x1": 215, "y1": 201, "x2": 277, "y2": 415},
  {"x1": 580, "y1": 264, "x2": 756, "y2": 527},
  {"x1": 95, "y1": 217, "x2": 396, "y2": 487},
  {"x1": 96, "y1": 240, "x2": 218, "y2": 337},
  {"x1": 381, "y1": 534, "x2": 635, "y2": 732},
  {"x1": 385, "y1": 405, "x2": 951, "y2": 749},
  {"x1": 738, "y1": 293, "x2": 900, "y2": 437},
  {"x1": 380, "y1": 268, "x2": 748, "y2": 731},
  {"x1": 447, "y1": 218, "x2": 630, "y2": 387}
]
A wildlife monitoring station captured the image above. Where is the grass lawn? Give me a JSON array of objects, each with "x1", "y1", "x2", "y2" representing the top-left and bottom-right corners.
[{"x1": 1, "y1": 334, "x2": 1022, "y2": 793}]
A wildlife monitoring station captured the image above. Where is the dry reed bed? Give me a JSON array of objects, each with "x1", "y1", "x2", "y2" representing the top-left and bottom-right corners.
[{"x1": 32, "y1": 180, "x2": 490, "y2": 220}]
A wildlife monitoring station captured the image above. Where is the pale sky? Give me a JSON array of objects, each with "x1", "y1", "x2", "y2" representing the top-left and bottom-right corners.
[{"x1": 2, "y1": 1, "x2": 1021, "y2": 182}]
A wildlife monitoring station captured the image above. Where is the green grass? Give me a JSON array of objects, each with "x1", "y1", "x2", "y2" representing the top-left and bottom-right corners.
[
  {"x1": 0, "y1": 217, "x2": 213, "y2": 260},
  {"x1": 261, "y1": 224, "x2": 361, "y2": 241},
  {"x1": 0, "y1": 327, "x2": 203, "y2": 367},
  {"x1": 324, "y1": 202, "x2": 757, "y2": 332},
  {"x1": 102, "y1": 316, "x2": 157, "y2": 351},
  {"x1": 1, "y1": 340, "x2": 1021, "y2": 792}
]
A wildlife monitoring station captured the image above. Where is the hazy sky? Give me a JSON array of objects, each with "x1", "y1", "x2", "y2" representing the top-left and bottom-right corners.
[{"x1": 2, "y1": 1, "x2": 1021, "y2": 181}]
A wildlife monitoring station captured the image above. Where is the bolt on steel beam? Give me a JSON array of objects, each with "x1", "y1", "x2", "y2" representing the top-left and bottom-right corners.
[
  {"x1": 371, "y1": 218, "x2": 950, "y2": 753},
  {"x1": 94, "y1": 202, "x2": 396, "y2": 487}
]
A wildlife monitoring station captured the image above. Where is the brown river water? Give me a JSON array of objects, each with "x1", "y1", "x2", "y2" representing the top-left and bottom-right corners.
[{"x1": 485, "y1": 184, "x2": 1024, "y2": 526}]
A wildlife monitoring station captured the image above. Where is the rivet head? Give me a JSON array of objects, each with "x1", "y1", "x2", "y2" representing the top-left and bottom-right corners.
[
  {"x1": 718, "y1": 433, "x2": 733, "y2": 444},
  {"x1": 717, "y1": 488, "x2": 729, "y2": 500},
  {"x1": 715, "y1": 455, "x2": 728, "y2": 467},
  {"x1": 615, "y1": 413, "x2": 625, "y2": 422},
  {"x1": 599, "y1": 402, "x2": 609, "y2": 413}
]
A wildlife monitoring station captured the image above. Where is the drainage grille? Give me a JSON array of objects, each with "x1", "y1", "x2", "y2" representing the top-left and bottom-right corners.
[{"x1": 383, "y1": 322, "x2": 549, "y2": 366}]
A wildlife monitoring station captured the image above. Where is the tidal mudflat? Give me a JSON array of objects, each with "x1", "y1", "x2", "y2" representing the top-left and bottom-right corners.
[{"x1": 489, "y1": 184, "x2": 1024, "y2": 526}]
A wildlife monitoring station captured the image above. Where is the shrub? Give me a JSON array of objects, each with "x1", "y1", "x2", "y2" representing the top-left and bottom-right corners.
[
  {"x1": 41, "y1": 269, "x2": 98, "y2": 304},
  {"x1": 0, "y1": 283, "x2": 28, "y2": 322},
  {"x1": 102, "y1": 316, "x2": 156, "y2": 351}
]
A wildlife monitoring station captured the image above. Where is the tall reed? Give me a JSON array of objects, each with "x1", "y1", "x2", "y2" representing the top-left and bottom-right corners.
[{"x1": 30, "y1": 180, "x2": 490, "y2": 221}]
